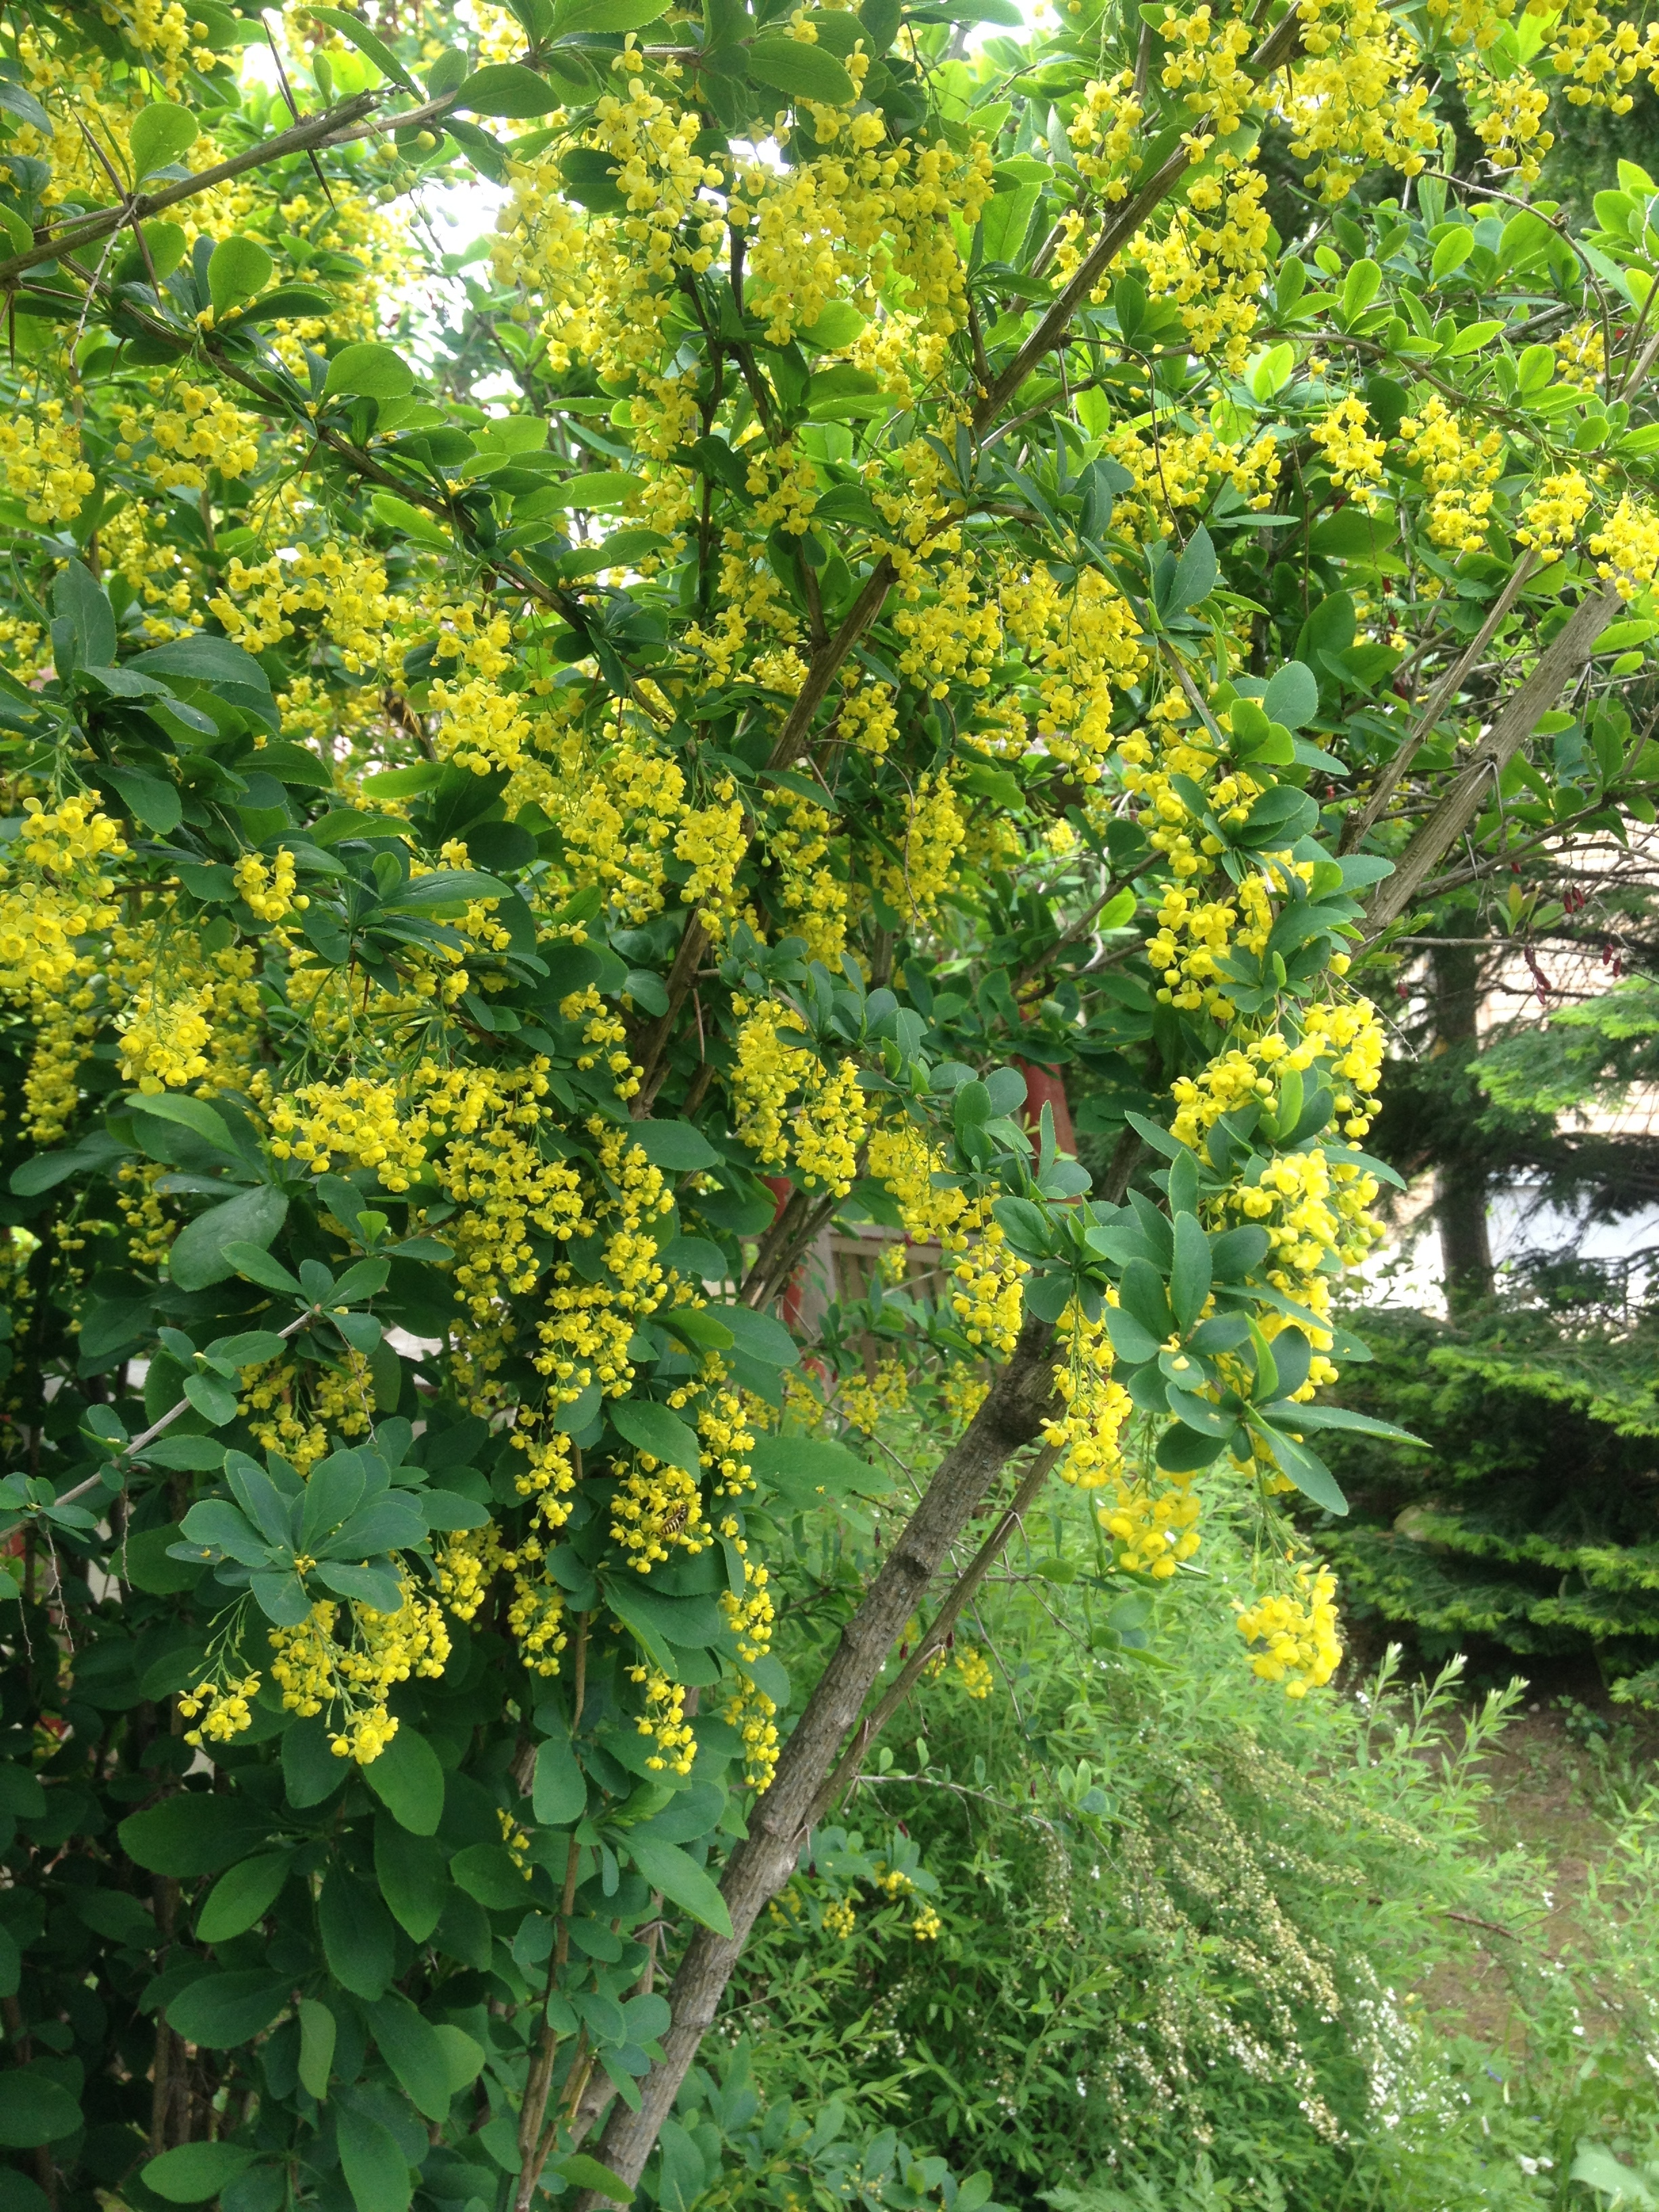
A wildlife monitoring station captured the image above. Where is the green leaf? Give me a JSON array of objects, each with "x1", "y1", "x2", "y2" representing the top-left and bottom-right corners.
[
  {"x1": 1262, "y1": 659, "x2": 1317, "y2": 730},
  {"x1": 224, "y1": 1240, "x2": 303, "y2": 1294},
  {"x1": 102, "y1": 764, "x2": 182, "y2": 835},
  {"x1": 1118, "y1": 1256, "x2": 1174, "y2": 1345},
  {"x1": 611, "y1": 1399, "x2": 701, "y2": 1471},
  {"x1": 630, "y1": 1119, "x2": 719, "y2": 1171},
  {"x1": 1444, "y1": 316, "x2": 1504, "y2": 356},
  {"x1": 747, "y1": 33, "x2": 857, "y2": 104},
  {"x1": 12, "y1": 1143, "x2": 124, "y2": 1195},
  {"x1": 747, "y1": 1433, "x2": 874, "y2": 1509},
  {"x1": 0, "y1": 81, "x2": 49, "y2": 134},
  {"x1": 455, "y1": 62, "x2": 566, "y2": 116},
  {"x1": 556, "y1": 0, "x2": 670, "y2": 27},
  {"x1": 1248, "y1": 342, "x2": 1294, "y2": 401},
  {"x1": 323, "y1": 342, "x2": 416, "y2": 401},
  {"x1": 626, "y1": 1834, "x2": 733, "y2": 1937},
  {"x1": 360, "y1": 1725, "x2": 445, "y2": 1836},
  {"x1": 605, "y1": 1578, "x2": 725, "y2": 1666},
  {"x1": 1155, "y1": 1423, "x2": 1227, "y2": 1471},
  {"x1": 1254, "y1": 1422, "x2": 1349, "y2": 1515},
  {"x1": 384, "y1": 869, "x2": 512, "y2": 909},
  {"x1": 375, "y1": 1817, "x2": 449, "y2": 1942},
  {"x1": 1339, "y1": 256, "x2": 1380, "y2": 318},
  {"x1": 1103, "y1": 1304, "x2": 1160, "y2": 1366},
  {"x1": 120, "y1": 1795, "x2": 266, "y2": 1876},
  {"x1": 363, "y1": 762, "x2": 443, "y2": 798},
  {"x1": 218, "y1": 282, "x2": 338, "y2": 327},
  {"x1": 207, "y1": 235, "x2": 274, "y2": 316},
  {"x1": 1430, "y1": 226, "x2": 1474, "y2": 281},
  {"x1": 0, "y1": 1767, "x2": 45, "y2": 1819},
  {"x1": 71, "y1": 1875, "x2": 156, "y2": 1946},
  {"x1": 369, "y1": 493, "x2": 451, "y2": 549},
  {"x1": 1168, "y1": 525, "x2": 1217, "y2": 615},
  {"x1": 56, "y1": 556, "x2": 116, "y2": 666},
  {"x1": 714, "y1": 1304, "x2": 799, "y2": 1368},
  {"x1": 534, "y1": 1729, "x2": 587, "y2": 1824},
  {"x1": 1264, "y1": 1401, "x2": 1423, "y2": 1446},
  {"x1": 195, "y1": 1851, "x2": 291, "y2": 1944},
  {"x1": 1168, "y1": 1213, "x2": 1212, "y2": 1335},
  {"x1": 142, "y1": 2145, "x2": 258, "y2": 2203},
  {"x1": 127, "y1": 1091, "x2": 238, "y2": 1153},
  {"x1": 319, "y1": 1866, "x2": 396, "y2": 1999},
  {"x1": 337, "y1": 2099, "x2": 413, "y2": 2212},
  {"x1": 450, "y1": 1841, "x2": 531, "y2": 1910},
  {"x1": 435, "y1": 2026, "x2": 485, "y2": 2091},
  {"x1": 553, "y1": 2154, "x2": 634, "y2": 2205},
  {"x1": 112, "y1": 219, "x2": 188, "y2": 283},
  {"x1": 182, "y1": 1371, "x2": 239, "y2": 1427},
  {"x1": 1570, "y1": 2145, "x2": 1658, "y2": 2209},
  {"x1": 169, "y1": 1186, "x2": 288, "y2": 1293},
  {"x1": 308, "y1": 6, "x2": 423, "y2": 93},
  {"x1": 366, "y1": 1991, "x2": 452, "y2": 2121},
  {"x1": 129, "y1": 101, "x2": 199, "y2": 178},
  {"x1": 299, "y1": 1996, "x2": 337, "y2": 2100},
  {"x1": 0, "y1": 2069, "x2": 81, "y2": 2148},
  {"x1": 166, "y1": 1970, "x2": 289, "y2": 2047}
]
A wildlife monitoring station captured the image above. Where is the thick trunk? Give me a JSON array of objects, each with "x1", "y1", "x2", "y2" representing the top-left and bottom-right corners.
[
  {"x1": 1430, "y1": 942, "x2": 1494, "y2": 1315},
  {"x1": 572, "y1": 1314, "x2": 1061, "y2": 2205}
]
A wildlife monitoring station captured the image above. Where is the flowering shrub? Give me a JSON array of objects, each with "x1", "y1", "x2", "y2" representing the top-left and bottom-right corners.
[{"x1": 1, "y1": 0, "x2": 1658, "y2": 2207}]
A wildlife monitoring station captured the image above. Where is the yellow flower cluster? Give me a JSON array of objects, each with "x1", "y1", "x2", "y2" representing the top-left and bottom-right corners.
[
  {"x1": 764, "y1": 790, "x2": 849, "y2": 966},
  {"x1": 507, "y1": 1570, "x2": 571, "y2": 1677},
  {"x1": 874, "y1": 770, "x2": 968, "y2": 922},
  {"x1": 266, "y1": 1076, "x2": 430, "y2": 1190},
  {"x1": 1399, "y1": 395, "x2": 1502, "y2": 555},
  {"x1": 1001, "y1": 564, "x2": 1147, "y2": 774},
  {"x1": 1517, "y1": 469, "x2": 1593, "y2": 565},
  {"x1": 1278, "y1": 0, "x2": 1437, "y2": 197},
  {"x1": 1135, "y1": 161, "x2": 1273, "y2": 371},
  {"x1": 179, "y1": 1671, "x2": 262, "y2": 1747},
  {"x1": 723, "y1": 1673, "x2": 781, "y2": 1792},
  {"x1": 728, "y1": 125, "x2": 994, "y2": 344},
  {"x1": 628, "y1": 1665, "x2": 696, "y2": 1775},
  {"x1": 1097, "y1": 1466, "x2": 1204, "y2": 1578},
  {"x1": 115, "y1": 384, "x2": 261, "y2": 492},
  {"x1": 721, "y1": 1557, "x2": 776, "y2": 1666},
  {"x1": 119, "y1": 982, "x2": 213, "y2": 1092},
  {"x1": 1310, "y1": 397, "x2": 1388, "y2": 508},
  {"x1": 1461, "y1": 54, "x2": 1554, "y2": 178},
  {"x1": 1234, "y1": 1562, "x2": 1343, "y2": 1695},
  {"x1": 823, "y1": 1894, "x2": 857, "y2": 1940},
  {"x1": 234, "y1": 848, "x2": 306, "y2": 922},
  {"x1": 729, "y1": 998, "x2": 869, "y2": 1195},
  {"x1": 840, "y1": 1354, "x2": 912, "y2": 1436},
  {"x1": 209, "y1": 542, "x2": 398, "y2": 676},
  {"x1": 267, "y1": 1580, "x2": 452, "y2": 1763},
  {"x1": 1067, "y1": 72, "x2": 1146, "y2": 197},
  {"x1": 533, "y1": 1122, "x2": 676, "y2": 1400},
  {"x1": 239, "y1": 1351, "x2": 377, "y2": 1475},
  {"x1": 947, "y1": 1207, "x2": 1027, "y2": 1358},
  {"x1": 0, "y1": 796, "x2": 126, "y2": 1004},
  {"x1": 675, "y1": 781, "x2": 747, "y2": 924},
  {"x1": 0, "y1": 405, "x2": 95, "y2": 523},
  {"x1": 1046, "y1": 1304, "x2": 1136, "y2": 1490},
  {"x1": 611, "y1": 1455, "x2": 710, "y2": 1571},
  {"x1": 1589, "y1": 497, "x2": 1659, "y2": 596}
]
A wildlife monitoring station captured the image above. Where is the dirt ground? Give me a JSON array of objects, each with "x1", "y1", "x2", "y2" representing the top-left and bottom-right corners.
[{"x1": 1420, "y1": 1692, "x2": 1659, "y2": 2049}]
